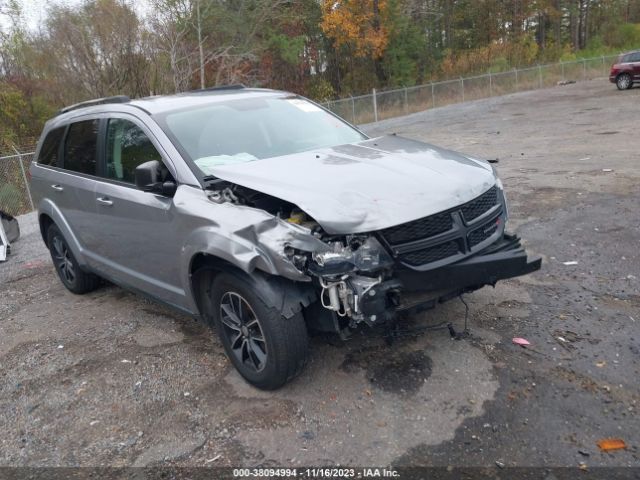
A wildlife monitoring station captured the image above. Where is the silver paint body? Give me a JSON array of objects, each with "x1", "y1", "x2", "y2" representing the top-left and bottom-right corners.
[{"x1": 30, "y1": 89, "x2": 499, "y2": 316}]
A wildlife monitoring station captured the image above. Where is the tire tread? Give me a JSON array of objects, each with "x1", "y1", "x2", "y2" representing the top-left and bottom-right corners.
[{"x1": 210, "y1": 271, "x2": 309, "y2": 390}]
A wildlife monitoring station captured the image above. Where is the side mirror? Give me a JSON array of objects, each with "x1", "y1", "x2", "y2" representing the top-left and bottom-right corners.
[
  {"x1": 160, "y1": 180, "x2": 177, "y2": 196},
  {"x1": 134, "y1": 160, "x2": 177, "y2": 197},
  {"x1": 135, "y1": 160, "x2": 160, "y2": 189}
]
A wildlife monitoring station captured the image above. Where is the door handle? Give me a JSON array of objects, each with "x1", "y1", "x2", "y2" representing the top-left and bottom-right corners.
[
  {"x1": 51, "y1": 184, "x2": 64, "y2": 192},
  {"x1": 96, "y1": 197, "x2": 113, "y2": 206}
]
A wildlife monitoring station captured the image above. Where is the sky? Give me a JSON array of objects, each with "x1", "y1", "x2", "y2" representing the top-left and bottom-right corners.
[{"x1": 0, "y1": 0, "x2": 50, "y2": 31}]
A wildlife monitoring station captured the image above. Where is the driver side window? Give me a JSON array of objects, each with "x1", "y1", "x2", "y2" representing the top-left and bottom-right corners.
[{"x1": 106, "y1": 119, "x2": 161, "y2": 183}]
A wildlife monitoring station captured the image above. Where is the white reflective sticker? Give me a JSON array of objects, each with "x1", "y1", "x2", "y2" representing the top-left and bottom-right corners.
[{"x1": 287, "y1": 99, "x2": 322, "y2": 113}]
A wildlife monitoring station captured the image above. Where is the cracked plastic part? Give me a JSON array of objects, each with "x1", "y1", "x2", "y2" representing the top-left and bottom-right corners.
[{"x1": 177, "y1": 186, "x2": 330, "y2": 285}]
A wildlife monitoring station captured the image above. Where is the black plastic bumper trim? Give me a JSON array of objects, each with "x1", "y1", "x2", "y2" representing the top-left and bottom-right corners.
[{"x1": 395, "y1": 233, "x2": 541, "y2": 293}]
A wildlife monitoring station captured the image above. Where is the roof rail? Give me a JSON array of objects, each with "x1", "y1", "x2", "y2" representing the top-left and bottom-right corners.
[
  {"x1": 192, "y1": 84, "x2": 246, "y2": 93},
  {"x1": 57, "y1": 95, "x2": 131, "y2": 115}
]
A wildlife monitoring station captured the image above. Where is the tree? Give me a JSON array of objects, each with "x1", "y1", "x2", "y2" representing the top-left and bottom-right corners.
[
  {"x1": 39, "y1": 0, "x2": 149, "y2": 100},
  {"x1": 321, "y1": 0, "x2": 390, "y2": 59}
]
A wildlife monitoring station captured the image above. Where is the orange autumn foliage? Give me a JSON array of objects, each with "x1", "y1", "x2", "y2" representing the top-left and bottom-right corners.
[{"x1": 320, "y1": 0, "x2": 389, "y2": 60}]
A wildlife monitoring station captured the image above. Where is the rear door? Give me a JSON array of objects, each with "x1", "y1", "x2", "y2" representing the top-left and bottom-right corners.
[
  {"x1": 35, "y1": 119, "x2": 102, "y2": 263},
  {"x1": 87, "y1": 115, "x2": 186, "y2": 308}
]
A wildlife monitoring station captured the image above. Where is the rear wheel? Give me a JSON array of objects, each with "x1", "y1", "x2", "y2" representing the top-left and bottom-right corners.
[
  {"x1": 616, "y1": 73, "x2": 632, "y2": 90},
  {"x1": 209, "y1": 271, "x2": 309, "y2": 390},
  {"x1": 47, "y1": 224, "x2": 101, "y2": 294}
]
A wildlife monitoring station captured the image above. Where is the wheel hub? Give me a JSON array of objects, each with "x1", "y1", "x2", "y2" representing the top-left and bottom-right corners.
[{"x1": 219, "y1": 291, "x2": 267, "y2": 372}]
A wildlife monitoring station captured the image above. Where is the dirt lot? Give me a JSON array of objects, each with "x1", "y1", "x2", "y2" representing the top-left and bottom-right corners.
[{"x1": 1, "y1": 79, "x2": 638, "y2": 469}]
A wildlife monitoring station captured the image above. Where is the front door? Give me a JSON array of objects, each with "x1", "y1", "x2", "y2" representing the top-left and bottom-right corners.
[
  {"x1": 86, "y1": 116, "x2": 187, "y2": 309},
  {"x1": 631, "y1": 52, "x2": 640, "y2": 83}
]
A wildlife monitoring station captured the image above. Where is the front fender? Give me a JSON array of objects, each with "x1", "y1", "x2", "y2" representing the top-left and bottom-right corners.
[
  {"x1": 179, "y1": 213, "x2": 327, "y2": 287},
  {"x1": 173, "y1": 186, "x2": 333, "y2": 313}
]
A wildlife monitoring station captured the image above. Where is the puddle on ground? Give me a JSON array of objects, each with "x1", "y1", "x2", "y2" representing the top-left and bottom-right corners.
[{"x1": 341, "y1": 346, "x2": 433, "y2": 396}]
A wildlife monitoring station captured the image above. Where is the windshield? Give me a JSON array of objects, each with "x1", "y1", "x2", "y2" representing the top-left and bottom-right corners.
[{"x1": 158, "y1": 95, "x2": 367, "y2": 176}]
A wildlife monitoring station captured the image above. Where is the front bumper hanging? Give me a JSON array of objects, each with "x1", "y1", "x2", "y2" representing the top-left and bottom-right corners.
[{"x1": 394, "y1": 233, "x2": 541, "y2": 314}]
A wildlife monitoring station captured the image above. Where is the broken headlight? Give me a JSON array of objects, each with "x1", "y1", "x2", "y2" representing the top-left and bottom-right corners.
[{"x1": 309, "y1": 236, "x2": 394, "y2": 277}]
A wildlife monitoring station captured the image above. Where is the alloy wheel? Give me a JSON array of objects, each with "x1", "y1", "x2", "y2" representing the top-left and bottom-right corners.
[
  {"x1": 618, "y1": 75, "x2": 631, "y2": 90},
  {"x1": 219, "y1": 292, "x2": 267, "y2": 372},
  {"x1": 51, "y1": 235, "x2": 76, "y2": 284}
]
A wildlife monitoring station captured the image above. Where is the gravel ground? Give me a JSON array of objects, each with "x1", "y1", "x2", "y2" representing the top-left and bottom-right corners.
[{"x1": 0, "y1": 79, "x2": 638, "y2": 470}]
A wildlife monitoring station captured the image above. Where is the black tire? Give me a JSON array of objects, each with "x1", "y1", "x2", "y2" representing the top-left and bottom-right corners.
[
  {"x1": 47, "y1": 224, "x2": 101, "y2": 294},
  {"x1": 616, "y1": 73, "x2": 632, "y2": 90},
  {"x1": 210, "y1": 271, "x2": 309, "y2": 390}
]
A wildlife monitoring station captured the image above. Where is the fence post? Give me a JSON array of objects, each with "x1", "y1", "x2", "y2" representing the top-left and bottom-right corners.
[
  {"x1": 372, "y1": 88, "x2": 378, "y2": 122},
  {"x1": 460, "y1": 77, "x2": 464, "y2": 102},
  {"x1": 489, "y1": 73, "x2": 493, "y2": 96},
  {"x1": 11, "y1": 146, "x2": 34, "y2": 211},
  {"x1": 431, "y1": 82, "x2": 435, "y2": 108},
  {"x1": 583, "y1": 59, "x2": 587, "y2": 80},
  {"x1": 403, "y1": 87, "x2": 408, "y2": 115},
  {"x1": 538, "y1": 65, "x2": 543, "y2": 88},
  {"x1": 561, "y1": 61, "x2": 565, "y2": 81},
  {"x1": 351, "y1": 95, "x2": 356, "y2": 124},
  {"x1": 602, "y1": 55, "x2": 606, "y2": 76},
  {"x1": 514, "y1": 68, "x2": 519, "y2": 91}
]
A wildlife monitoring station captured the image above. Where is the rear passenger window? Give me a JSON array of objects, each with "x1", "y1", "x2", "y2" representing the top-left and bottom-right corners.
[
  {"x1": 38, "y1": 127, "x2": 65, "y2": 166},
  {"x1": 105, "y1": 119, "x2": 161, "y2": 183},
  {"x1": 64, "y1": 120, "x2": 99, "y2": 175}
]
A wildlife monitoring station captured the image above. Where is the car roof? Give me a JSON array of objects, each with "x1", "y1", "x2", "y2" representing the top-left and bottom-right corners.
[
  {"x1": 53, "y1": 86, "x2": 291, "y2": 122},
  {"x1": 130, "y1": 87, "x2": 290, "y2": 115}
]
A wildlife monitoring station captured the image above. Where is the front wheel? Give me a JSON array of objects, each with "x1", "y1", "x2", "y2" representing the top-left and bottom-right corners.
[
  {"x1": 210, "y1": 271, "x2": 309, "y2": 390},
  {"x1": 616, "y1": 73, "x2": 632, "y2": 90}
]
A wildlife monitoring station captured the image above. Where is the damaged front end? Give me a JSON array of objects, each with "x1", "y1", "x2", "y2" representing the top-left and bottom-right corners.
[
  {"x1": 203, "y1": 179, "x2": 541, "y2": 336},
  {"x1": 302, "y1": 236, "x2": 401, "y2": 327}
]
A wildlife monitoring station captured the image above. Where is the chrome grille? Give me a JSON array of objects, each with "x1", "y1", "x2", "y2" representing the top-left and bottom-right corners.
[
  {"x1": 468, "y1": 217, "x2": 500, "y2": 247},
  {"x1": 378, "y1": 186, "x2": 502, "y2": 268},
  {"x1": 400, "y1": 241, "x2": 461, "y2": 266},
  {"x1": 380, "y1": 211, "x2": 453, "y2": 244},
  {"x1": 461, "y1": 186, "x2": 498, "y2": 222}
]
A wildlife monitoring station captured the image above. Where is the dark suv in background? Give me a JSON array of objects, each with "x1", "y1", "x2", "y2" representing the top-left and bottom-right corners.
[{"x1": 610, "y1": 50, "x2": 640, "y2": 90}]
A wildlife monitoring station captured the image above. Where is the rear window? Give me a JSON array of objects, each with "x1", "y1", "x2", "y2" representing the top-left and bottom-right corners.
[
  {"x1": 63, "y1": 119, "x2": 99, "y2": 175},
  {"x1": 38, "y1": 127, "x2": 65, "y2": 166}
]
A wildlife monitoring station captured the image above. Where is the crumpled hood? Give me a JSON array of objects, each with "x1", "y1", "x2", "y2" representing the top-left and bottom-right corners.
[{"x1": 208, "y1": 135, "x2": 497, "y2": 234}]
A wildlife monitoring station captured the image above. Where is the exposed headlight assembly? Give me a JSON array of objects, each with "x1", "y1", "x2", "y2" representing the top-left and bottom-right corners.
[{"x1": 309, "y1": 237, "x2": 394, "y2": 277}]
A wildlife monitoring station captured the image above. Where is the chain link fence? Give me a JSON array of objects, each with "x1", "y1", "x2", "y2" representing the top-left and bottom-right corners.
[
  {"x1": 0, "y1": 55, "x2": 619, "y2": 217},
  {"x1": 323, "y1": 55, "x2": 618, "y2": 125},
  {"x1": 0, "y1": 150, "x2": 35, "y2": 217}
]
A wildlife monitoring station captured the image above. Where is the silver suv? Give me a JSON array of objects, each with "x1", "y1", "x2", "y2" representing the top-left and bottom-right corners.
[{"x1": 31, "y1": 86, "x2": 541, "y2": 389}]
